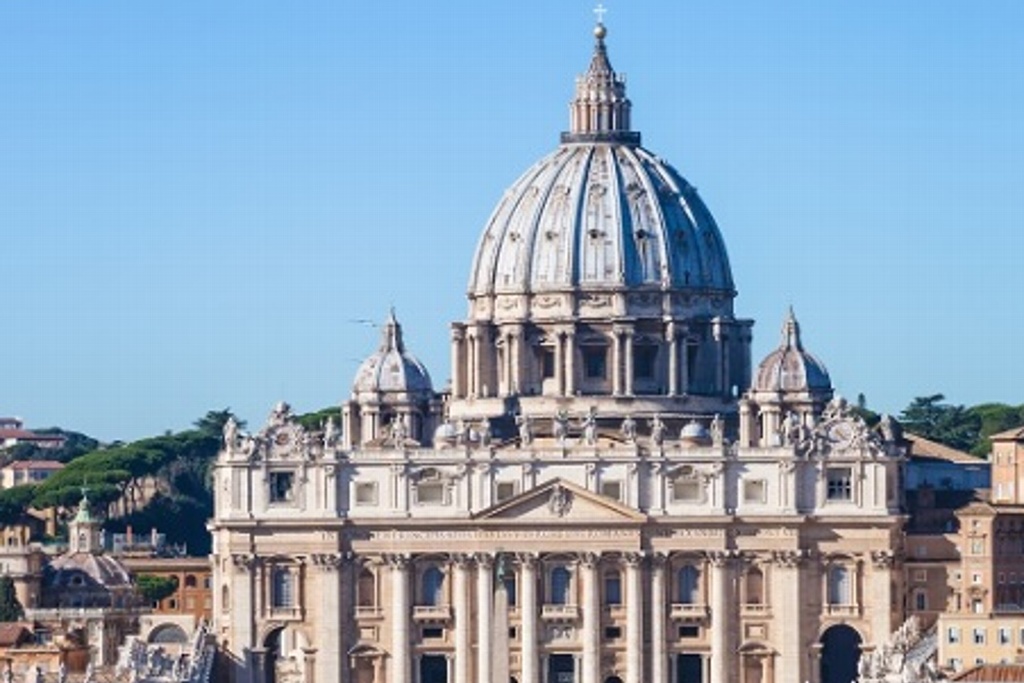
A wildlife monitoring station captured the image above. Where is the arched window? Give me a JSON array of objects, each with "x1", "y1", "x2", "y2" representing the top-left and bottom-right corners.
[
  {"x1": 828, "y1": 566, "x2": 851, "y2": 605},
  {"x1": 357, "y1": 568, "x2": 376, "y2": 608},
  {"x1": 271, "y1": 567, "x2": 295, "y2": 608},
  {"x1": 221, "y1": 585, "x2": 230, "y2": 611},
  {"x1": 745, "y1": 566, "x2": 765, "y2": 605},
  {"x1": 421, "y1": 566, "x2": 445, "y2": 606},
  {"x1": 677, "y1": 565, "x2": 700, "y2": 604},
  {"x1": 550, "y1": 565, "x2": 571, "y2": 605},
  {"x1": 185, "y1": 574, "x2": 197, "y2": 588}
]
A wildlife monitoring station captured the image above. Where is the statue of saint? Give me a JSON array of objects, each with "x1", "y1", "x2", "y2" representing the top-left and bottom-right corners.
[
  {"x1": 620, "y1": 415, "x2": 637, "y2": 443},
  {"x1": 649, "y1": 414, "x2": 666, "y2": 446}
]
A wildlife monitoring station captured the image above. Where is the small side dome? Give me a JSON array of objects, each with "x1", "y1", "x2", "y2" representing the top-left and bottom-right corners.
[
  {"x1": 679, "y1": 420, "x2": 711, "y2": 447},
  {"x1": 754, "y1": 309, "x2": 831, "y2": 393},
  {"x1": 352, "y1": 310, "x2": 433, "y2": 399}
]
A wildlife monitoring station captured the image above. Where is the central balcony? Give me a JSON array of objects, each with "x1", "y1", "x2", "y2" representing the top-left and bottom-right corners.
[
  {"x1": 669, "y1": 603, "x2": 709, "y2": 621},
  {"x1": 413, "y1": 605, "x2": 452, "y2": 622},
  {"x1": 541, "y1": 604, "x2": 580, "y2": 621}
]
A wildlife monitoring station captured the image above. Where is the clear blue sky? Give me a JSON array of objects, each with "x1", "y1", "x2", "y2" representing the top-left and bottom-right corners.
[{"x1": 2, "y1": 2, "x2": 1021, "y2": 442}]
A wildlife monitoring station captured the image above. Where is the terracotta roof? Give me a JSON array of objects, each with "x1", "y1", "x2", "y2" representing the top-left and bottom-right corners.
[
  {"x1": 952, "y1": 664, "x2": 1024, "y2": 681},
  {"x1": 3, "y1": 460, "x2": 64, "y2": 470},
  {"x1": 905, "y1": 432, "x2": 983, "y2": 464},
  {"x1": 0, "y1": 622, "x2": 32, "y2": 647},
  {"x1": 991, "y1": 426, "x2": 1024, "y2": 442}
]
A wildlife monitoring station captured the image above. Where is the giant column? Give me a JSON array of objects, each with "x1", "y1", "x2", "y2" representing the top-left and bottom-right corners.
[
  {"x1": 454, "y1": 556, "x2": 471, "y2": 683},
  {"x1": 709, "y1": 553, "x2": 732, "y2": 683},
  {"x1": 477, "y1": 555, "x2": 494, "y2": 683},
  {"x1": 650, "y1": 554, "x2": 667, "y2": 683},
  {"x1": 389, "y1": 555, "x2": 411, "y2": 683},
  {"x1": 581, "y1": 554, "x2": 601, "y2": 683},
  {"x1": 519, "y1": 554, "x2": 539, "y2": 683},
  {"x1": 774, "y1": 552, "x2": 803, "y2": 683},
  {"x1": 625, "y1": 554, "x2": 644, "y2": 683}
]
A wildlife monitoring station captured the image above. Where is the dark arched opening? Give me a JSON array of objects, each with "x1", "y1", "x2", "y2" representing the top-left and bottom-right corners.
[
  {"x1": 263, "y1": 627, "x2": 285, "y2": 683},
  {"x1": 820, "y1": 624, "x2": 861, "y2": 683}
]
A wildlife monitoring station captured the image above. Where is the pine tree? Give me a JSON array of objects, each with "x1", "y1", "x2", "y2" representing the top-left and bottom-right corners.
[{"x1": 0, "y1": 576, "x2": 24, "y2": 622}]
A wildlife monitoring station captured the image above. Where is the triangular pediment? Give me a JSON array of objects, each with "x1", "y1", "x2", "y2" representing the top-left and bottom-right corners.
[{"x1": 474, "y1": 478, "x2": 646, "y2": 523}]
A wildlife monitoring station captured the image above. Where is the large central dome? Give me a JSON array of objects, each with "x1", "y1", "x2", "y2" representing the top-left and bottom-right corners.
[
  {"x1": 468, "y1": 24, "x2": 734, "y2": 306},
  {"x1": 449, "y1": 22, "x2": 752, "y2": 425}
]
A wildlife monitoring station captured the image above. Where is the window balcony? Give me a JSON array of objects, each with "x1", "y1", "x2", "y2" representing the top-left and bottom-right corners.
[
  {"x1": 826, "y1": 604, "x2": 860, "y2": 618},
  {"x1": 268, "y1": 606, "x2": 302, "y2": 621},
  {"x1": 541, "y1": 604, "x2": 580, "y2": 621},
  {"x1": 669, "y1": 603, "x2": 709, "y2": 621},
  {"x1": 413, "y1": 605, "x2": 452, "y2": 622},
  {"x1": 355, "y1": 605, "x2": 383, "y2": 619},
  {"x1": 741, "y1": 603, "x2": 771, "y2": 616}
]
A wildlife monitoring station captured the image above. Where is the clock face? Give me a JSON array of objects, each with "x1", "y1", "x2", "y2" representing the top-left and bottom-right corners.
[
  {"x1": 275, "y1": 432, "x2": 291, "y2": 446},
  {"x1": 828, "y1": 422, "x2": 856, "y2": 448}
]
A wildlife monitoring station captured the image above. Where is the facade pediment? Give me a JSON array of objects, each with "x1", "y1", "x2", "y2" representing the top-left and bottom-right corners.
[{"x1": 473, "y1": 478, "x2": 647, "y2": 523}]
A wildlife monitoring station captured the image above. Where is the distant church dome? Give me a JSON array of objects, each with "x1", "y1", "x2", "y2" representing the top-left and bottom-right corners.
[
  {"x1": 467, "y1": 24, "x2": 734, "y2": 307},
  {"x1": 352, "y1": 311, "x2": 433, "y2": 399},
  {"x1": 754, "y1": 309, "x2": 831, "y2": 394}
]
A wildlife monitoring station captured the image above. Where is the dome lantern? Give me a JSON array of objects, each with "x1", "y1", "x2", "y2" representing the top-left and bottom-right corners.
[{"x1": 562, "y1": 21, "x2": 639, "y2": 145}]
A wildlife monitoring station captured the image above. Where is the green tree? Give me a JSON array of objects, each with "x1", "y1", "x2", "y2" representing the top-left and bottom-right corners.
[
  {"x1": 0, "y1": 576, "x2": 24, "y2": 622},
  {"x1": 899, "y1": 394, "x2": 981, "y2": 452},
  {"x1": 135, "y1": 574, "x2": 178, "y2": 604},
  {"x1": 0, "y1": 486, "x2": 38, "y2": 527},
  {"x1": 193, "y1": 409, "x2": 245, "y2": 438},
  {"x1": 968, "y1": 403, "x2": 1024, "y2": 457}
]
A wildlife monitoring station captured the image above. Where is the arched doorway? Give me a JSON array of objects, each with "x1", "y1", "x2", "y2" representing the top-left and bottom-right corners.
[
  {"x1": 819, "y1": 624, "x2": 861, "y2": 683},
  {"x1": 264, "y1": 627, "x2": 284, "y2": 683}
]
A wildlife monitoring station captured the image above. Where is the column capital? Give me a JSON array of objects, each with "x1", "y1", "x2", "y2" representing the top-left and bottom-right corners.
[
  {"x1": 577, "y1": 552, "x2": 600, "y2": 569},
  {"x1": 451, "y1": 553, "x2": 473, "y2": 569},
  {"x1": 475, "y1": 553, "x2": 495, "y2": 570},
  {"x1": 622, "y1": 552, "x2": 645, "y2": 568},
  {"x1": 770, "y1": 550, "x2": 805, "y2": 568},
  {"x1": 450, "y1": 324, "x2": 466, "y2": 341},
  {"x1": 383, "y1": 553, "x2": 411, "y2": 570},
  {"x1": 310, "y1": 553, "x2": 346, "y2": 572},
  {"x1": 515, "y1": 552, "x2": 539, "y2": 569},
  {"x1": 705, "y1": 550, "x2": 737, "y2": 568},
  {"x1": 870, "y1": 550, "x2": 896, "y2": 569}
]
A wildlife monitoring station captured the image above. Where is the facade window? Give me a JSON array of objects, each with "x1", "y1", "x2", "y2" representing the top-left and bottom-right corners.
[
  {"x1": 671, "y1": 479, "x2": 702, "y2": 503},
  {"x1": 743, "y1": 479, "x2": 766, "y2": 504},
  {"x1": 973, "y1": 628, "x2": 986, "y2": 645},
  {"x1": 913, "y1": 570, "x2": 928, "y2": 583},
  {"x1": 421, "y1": 566, "x2": 445, "y2": 606},
  {"x1": 971, "y1": 539, "x2": 985, "y2": 555},
  {"x1": 744, "y1": 567, "x2": 764, "y2": 605},
  {"x1": 947, "y1": 627, "x2": 960, "y2": 644},
  {"x1": 826, "y1": 468, "x2": 853, "y2": 501},
  {"x1": 600, "y1": 480, "x2": 622, "y2": 502},
  {"x1": 271, "y1": 567, "x2": 295, "y2": 608},
  {"x1": 503, "y1": 575, "x2": 517, "y2": 607},
  {"x1": 496, "y1": 481, "x2": 517, "y2": 502},
  {"x1": 972, "y1": 573, "x2": 982, "y2": 585},
  {"x1": 633, "y1": 344, "x2": 657, "y2": 380},
  {"x1": 269, "y1": 472, "x2": 295, "y2": 503},
  {"x1": 999, "y1": 628, "x2": 1011, "y2": 645},
  {"x1": 914, "y1": 590, "x2": 927, "y2": 611},
  {"x1": 604, "y1": 570, "x2": 622, "y2": 606},
  {"x1": 185, "y1": 575, "x2": 197, "y2": 588},
  {"x1": 973, "y1": 599, "x2": 984, "y2": 614},
  {"x1": 550, "y1": 566, "x2": 572, "y2": 605},
  {"x1": 583, "y1": 347, "x2": 607, "y2": 380},
  {"x1": 357, "y1": 568, "x2": 376, "y2": 608},
  {"x1": 541, "y1": 349, "x2": 555, "y2": 379},
  {"x1": 827, "y1": 566, "x2": 851, "y2": 605},
  {"x1": 677, "y1": 565, "x2": 700, "y2": 604},
  {"x1": 355, "y1": 482, "x2": 378, "y2": 505},
  {"x1": 415, "y1": 482, "x2": 446, "y2": 505}
]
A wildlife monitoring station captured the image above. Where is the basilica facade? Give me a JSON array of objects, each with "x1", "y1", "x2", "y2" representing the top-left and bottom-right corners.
[{"x1": 210, "y1": 21, "x2": 907, "y2": 683}]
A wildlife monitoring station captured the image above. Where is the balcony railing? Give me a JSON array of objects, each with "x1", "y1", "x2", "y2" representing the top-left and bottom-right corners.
[
  {"x1": 826, "y1": 604, "x2": 860, "y2": 617},
  {"x1": 355, "y1": 605, "x2": 383, "y2": 619},
  {"x1": 541, "y1": 604, "x2": 580, "y2": 621},
  {"x1": 669, "y1": 603, "x2": 709, "y2": 621},
  {"x1": 413, "y1": 605, "x2": 452, "y2": 622},
  {"x1": 741, "y1": 603, "x2": 771, "y2": 616},
  {"x1": 268, "y1": 605, "x2": 302, "y2": 620}
]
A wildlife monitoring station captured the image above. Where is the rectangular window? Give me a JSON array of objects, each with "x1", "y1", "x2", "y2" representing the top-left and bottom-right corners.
[
  {"x1": 743, "y1": 479, "x2": 766, "y2": 504},
  {"x1": 974, "y1": 628, "x2": 986, "y2": 645},
  {"x1": 633, "y1": 344, "x2": 657, "y2": 380},
  {"x1": 583, "y1": 347, "x2": 607, "y2": 380},
  {"x1": 672, "y1": 479, "x2": 702, "y2": 503},
  {"x1": 355, "y1": 482, "x2": 378, "y2": 506},
  {"x1": 971, "y1": 539, "x2": 985, "y2": 555},
  {"x1": 604, "y1": 626, "x2": 622, "y2": 639},
  {"x1": 826, "y1": 468, "x2": 853, "y2": 501},
  {"x1": 416, "y1": 482, "x2": 446, "y2": 505},
  {"x1": 496, "y1": 481, "x2": 517, "y2": 502},
  {"x1": 601, "y1": 480, "x2": 622, "y2": 502},
  {"x1": 272, "y1": 568, "x2": 294, "y2": 608},
  {"x1": 422, "y1": 627, "x2": 444, "y2": 639},
  {"x1": 542, "y1": 349, "x2": 555, "y2": 379},
  {"x1": 604, "y1": 572, "x2": 622, "y2": 605},
  {"x1": 678, "y1": 626, "x2": 699, "y2": 639},
  {"x1": 269, "y1": 472, "x2": 295, "y2": 503},
  {"x1": 947, "y1": 627, "x2": 960, "y2": 644},
  {"x1": 999, "y1": 628, "x2": 1011, "y2": 645},
  {"x1": 913, "y1": 570, "x2": 927, "y2": 583}
]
